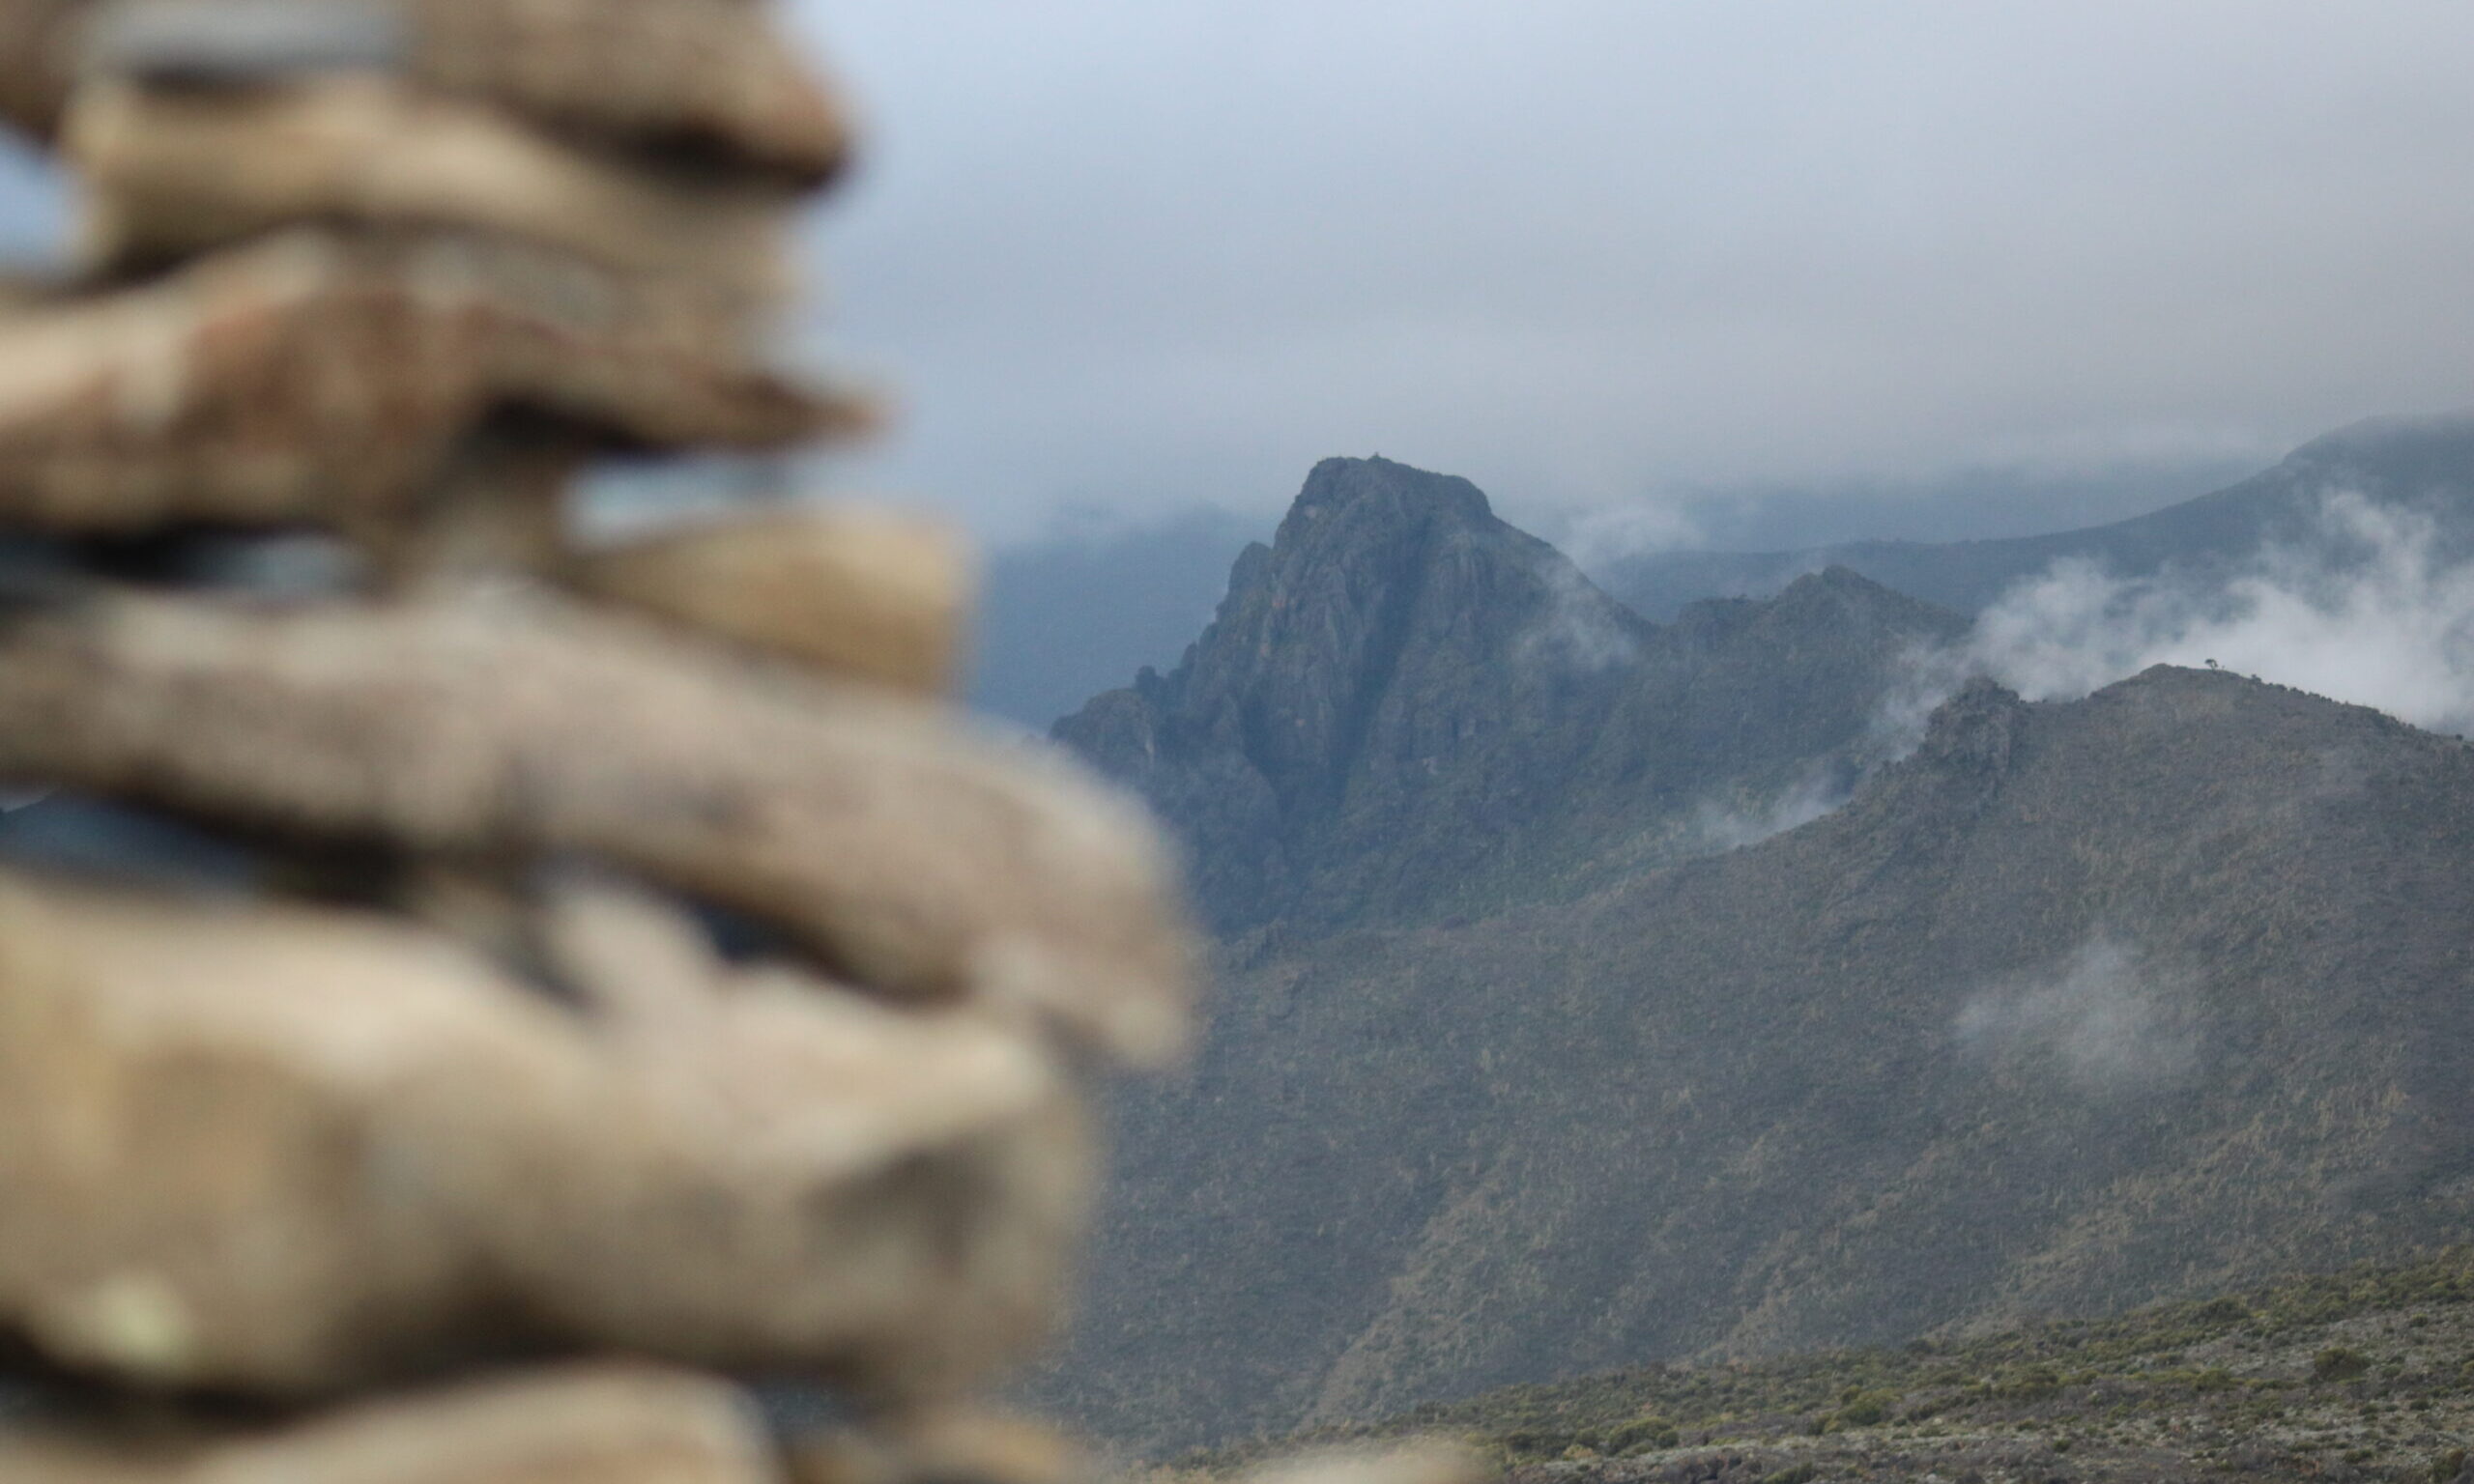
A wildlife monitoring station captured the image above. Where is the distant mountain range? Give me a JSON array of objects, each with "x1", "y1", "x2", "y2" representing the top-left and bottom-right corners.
[
  {"x1": 975, "y1": 414, "x2": 2474, "y2": 730},
  {"x1": 1036, "y1": 428, "x2": 2474, "y2": 1453},
  {"x1": 1596, "y1": 414, "x2": 2474, "y2": 618}
]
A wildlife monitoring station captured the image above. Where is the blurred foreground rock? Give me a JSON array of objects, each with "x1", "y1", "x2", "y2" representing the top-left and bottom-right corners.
[
  {"x1": 580, "y1": 508, "x2": 969, "y2": 697},
  {"x1": 0, "y1": 1364, "x2": 783, "y2": 1482},
  {"x1": 0, "y1": 870, "x2": 1087, "y2": 1393},
  {"x1": 0, "y1": 229, "x2": 856, "y2": 543},
  {"x1": 3, "y1": 0, "x2": 849, "y2": 178},
  {"x1": 0, "y1": 585, "x2": 1192, "y2": 1061},
  {"x1": 0, "y1": 1, "x2": 1470, "y2": 1480}
]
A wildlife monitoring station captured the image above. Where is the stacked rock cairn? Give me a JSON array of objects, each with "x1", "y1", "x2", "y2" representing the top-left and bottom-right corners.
[{"x1": 0, "y1": 3, "x2": 1458, "y2": 1481}]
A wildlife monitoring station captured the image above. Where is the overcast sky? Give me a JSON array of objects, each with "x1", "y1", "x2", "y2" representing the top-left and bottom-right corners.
[
  {"x1": 791, "y1": 0, "x2": 2474, "y2": 545},
  {"x1": 3, "y1": 4, "x2": 2468, "y2": 549}
]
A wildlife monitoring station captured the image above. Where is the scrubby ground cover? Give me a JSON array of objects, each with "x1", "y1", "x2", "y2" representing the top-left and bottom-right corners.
[{"x1": 1178, "y1": 1249, "x2": 2474, "y2": 1483}]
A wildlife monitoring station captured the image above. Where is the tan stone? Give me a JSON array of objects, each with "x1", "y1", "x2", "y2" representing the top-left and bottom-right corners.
[
  {"x1": 0, "y1": 582, "x2": 1195, "y2": 1065},
  {"x1": 579, "y1": 507, "x2": 970, "y2": 698},
  {"x1": 416, "y1": 0, "x2": 850, "y2": 184},
  {"x1": 5, "y1": 0, "x2": 848, "y2": 182},
  {"x1": 65, "y1": 74, "x2": 794, "y2": 292},
  {"x1": 780, "y1": 1406, "x2": 1090, "y2": 1484},
  {"x1": 0, "y1": 229, "x2": 863, "y2": 539},
  {"x1": 0, "y1": 1362, "x2": 787, "y2": 1482},
  {"x1": 881, "y1": 1405, "x2": 1091, "y2": 1484},
  {"x1": 369, "y1": 421, "x2": 590, "y2": 584},
  {"x1": 780, "y1": 1432, "x2": 905, "y2": 1484},
  {"x1": 0, "y1": 868, "x2": 1088, "y2": 1393}
]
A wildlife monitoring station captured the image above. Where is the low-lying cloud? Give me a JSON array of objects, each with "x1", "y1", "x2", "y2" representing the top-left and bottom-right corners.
[
  {"x1": 1547, "y1": 499, "x2": 1705, "y2": 574},
  {"x1": 1898, "y1": 491, "x2": 2474, "y2": 742},
  {"x1": 1691, "y1": 765, "x2": 1850, "y2": 852},
  {"x1": 1517, "y1": 557, "x2": 1640, "y2": 673},
  {"x1": 1955, "y1": 936, "x2": 2198, "y2": 1095}
]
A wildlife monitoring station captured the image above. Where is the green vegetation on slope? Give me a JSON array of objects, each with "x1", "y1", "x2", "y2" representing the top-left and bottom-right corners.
[{"x1": 1177, "y1": 1249, "x2": 2474, "y2": 1484}]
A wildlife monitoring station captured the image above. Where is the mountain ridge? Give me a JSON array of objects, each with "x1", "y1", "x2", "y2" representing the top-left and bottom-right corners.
[{"x1": 1597, "y1": 411, "x2": 2474, "y2": 618}]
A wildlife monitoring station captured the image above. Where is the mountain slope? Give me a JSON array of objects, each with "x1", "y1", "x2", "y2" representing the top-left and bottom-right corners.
[
  {"x1": 1599, "y1": 413, "x2": 2474, "y2": 618},
  {"x1": 1055, "y1": 456, "x2": 1964, "y2": 937},
  {"x1": 1047, "y1": 668, "x2": 2474, "y2": 1450}
]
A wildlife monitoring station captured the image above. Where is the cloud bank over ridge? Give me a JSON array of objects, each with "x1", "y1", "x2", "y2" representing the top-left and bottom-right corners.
[{"x1": 1938, "y1": 492, "x2": 2474, "y2": 737}]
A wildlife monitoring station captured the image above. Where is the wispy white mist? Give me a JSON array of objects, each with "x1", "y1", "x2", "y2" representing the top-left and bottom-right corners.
[
  {"x1": 1691, "y1": 766, "x2": 1848, "y2": 852},
  {"x1": 1956, "y1": 936, "x2": 2198, "y2": 1094},
  {"x1": 1517, "y1": 558, "x2": 1640, "y2": 673},
  {"x1": 1897, "y1": 492, "x2": 2474, "y2": 741},
  {"x1": 1548, "y1": 500, "x2": 1704, "y2": 575}
]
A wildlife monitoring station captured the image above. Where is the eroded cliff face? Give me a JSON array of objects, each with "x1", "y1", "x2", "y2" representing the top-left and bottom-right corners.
[{"x1": 1057, "y1": 456, "x2": 1964, "y2": 937}]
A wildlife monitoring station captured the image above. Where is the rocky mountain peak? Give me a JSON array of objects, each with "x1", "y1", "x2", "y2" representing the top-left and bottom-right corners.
[
  {"x1": 1058, "y1": 459, "x2": 1964, "y2": 937},
  {"x1": 1058, "y1": 456, "x2": 1633, "y2": 934},
  {"x1": 1282, "y1": 455, "x2": 1497, "y2": 531},
  {"x1": 1223, "y1": 455, "x2": 1562, "y2": 659}
]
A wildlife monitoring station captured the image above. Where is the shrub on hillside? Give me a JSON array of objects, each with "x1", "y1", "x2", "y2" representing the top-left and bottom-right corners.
[{"x1": 1599, "y1": 1416, "x2": 1681, "y2": 1454}]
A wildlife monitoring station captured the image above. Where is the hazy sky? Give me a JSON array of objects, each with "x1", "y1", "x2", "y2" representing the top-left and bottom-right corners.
[
  {"x1": 3, "y1": 4, "x2": 2469, "y2": 548},
  {"x1": 797, "y1": 0, "x2": 2474, "y2": 543}
]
